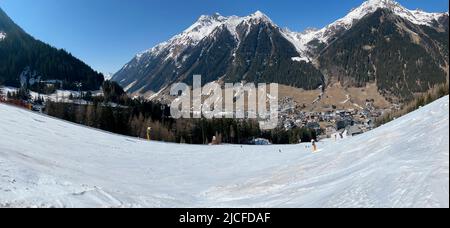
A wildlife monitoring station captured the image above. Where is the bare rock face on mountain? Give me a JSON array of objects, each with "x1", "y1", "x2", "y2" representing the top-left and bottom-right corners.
[{"x1": 113, "y1": 0, "x2": 449, "y2": 102}]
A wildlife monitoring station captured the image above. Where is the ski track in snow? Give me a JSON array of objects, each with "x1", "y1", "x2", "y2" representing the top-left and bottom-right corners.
[{"x1": 0, "y1": 96, "x2": 449, "y2": 208}]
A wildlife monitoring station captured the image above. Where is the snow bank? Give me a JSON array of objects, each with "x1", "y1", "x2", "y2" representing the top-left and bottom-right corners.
[
  {"x1": 0, "y1": 96, "x2": 448, "y2": 208},
  {"x1": 291, "y1": 57, "x2": 310, "y2": 63}
]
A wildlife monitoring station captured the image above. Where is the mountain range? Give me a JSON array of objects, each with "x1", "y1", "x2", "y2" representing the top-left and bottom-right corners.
[{"x1": 112, "y1": 0, "x2": 449, "y2": 104}]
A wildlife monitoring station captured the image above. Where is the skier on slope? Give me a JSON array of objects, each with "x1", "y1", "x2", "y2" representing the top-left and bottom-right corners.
[{"x1": 311, "y1": 139, "x2": 317, "y2": 152}]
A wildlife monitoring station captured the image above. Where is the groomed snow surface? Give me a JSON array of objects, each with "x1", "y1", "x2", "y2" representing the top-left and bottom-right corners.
[{"x1": 0, "y1": 97, "x2": 449, "y2": 208}]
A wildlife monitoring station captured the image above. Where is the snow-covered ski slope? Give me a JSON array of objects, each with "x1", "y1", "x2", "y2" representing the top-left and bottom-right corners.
[{"x1": 0, "y1": 97, "x2": 449, "y2": 208}]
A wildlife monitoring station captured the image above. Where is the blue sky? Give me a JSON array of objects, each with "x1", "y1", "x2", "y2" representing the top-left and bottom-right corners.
[{"x1": 0, "y1": 0, "x2": 448, "y2": 74}]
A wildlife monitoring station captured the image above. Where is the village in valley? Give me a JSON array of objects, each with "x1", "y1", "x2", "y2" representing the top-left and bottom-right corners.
[{"x1": 277, "y1": 95, "x2": 397, "y2": 141}]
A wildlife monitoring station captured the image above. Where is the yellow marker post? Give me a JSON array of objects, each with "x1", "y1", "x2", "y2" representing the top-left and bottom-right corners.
[{"x1": 147, "y1": 127, "x2": 152, "y2": 141}]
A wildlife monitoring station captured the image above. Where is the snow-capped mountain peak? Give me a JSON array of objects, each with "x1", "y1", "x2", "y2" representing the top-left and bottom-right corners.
[
  {"x1": 329, "y1": 0, "x2": 447, "y2": 33},
  {"x1": 317, "y1": 0, "x2": 441, "y2": 41},
  {"x1": 247, "y1": 10, "x2": 272, "y2": 22},
  {"x1": 176, "y1": 10, "x2": 274, "y2": 43},
  {"x1": 350, "y1": 0, "x2": 444, "y2": 26},
  {"x1": 362, "y1": 0, "x2": 401, "y2": 10},
  {"x1": 181, "y1": 13, "x2": 228, "y2": 43},
  {"x1": 197, "y1": 12, "x2": 227, "y2": 22},
  {"x1": 138, "y1": 13, "x2": 230, "y2": 61},
  {"x1": 136, "y1": 11, "x2": 276, "y2": 62},
  {"x1": 103, "y1": 73, "x2": 114, "y2": 81},
  {"x1": 281, "y1": 0, "x2": 448, "y2": 58}
]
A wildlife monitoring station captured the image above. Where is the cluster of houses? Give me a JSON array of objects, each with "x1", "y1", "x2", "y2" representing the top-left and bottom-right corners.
[{"x1": 278, "y1": 96, "x2": 390, "y2": 140}]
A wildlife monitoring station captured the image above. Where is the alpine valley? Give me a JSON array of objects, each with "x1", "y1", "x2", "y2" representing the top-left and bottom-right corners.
[{"x1": 113, "y1": 0, "x2": 449, "y2": 108}]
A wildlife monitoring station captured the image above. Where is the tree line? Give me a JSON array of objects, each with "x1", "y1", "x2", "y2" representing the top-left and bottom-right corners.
[
  {"x1": 43, "y1": 81, "x2": 317, "y2": 144},
  {"x1": 44, "y1": 100, "x2": 317, "y2": 145},
  {"x1": 375, "y1": 82, "x2": 449, "y2": 127}
]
